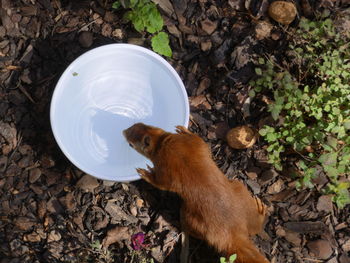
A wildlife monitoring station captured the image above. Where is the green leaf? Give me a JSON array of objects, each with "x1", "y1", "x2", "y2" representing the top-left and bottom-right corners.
[
  {"x1": 151, "y1": 32, "x2": 172, "y2": 57},
  {"x1": 249, "y1": 89, "x2": 256, "y2": 98},
  {"x1": 319, "y1": 152, "x2": 338, "y2": 167},
  {"x1": 326, "y1": 136, "x2": 338, "y2": 150},
  {"x1": 266, "y1": 133, "x2": 277, "y2": 142},
  {"x1": 220, "y1": 257, "x2": 226, "y2": 263},
  {"x1": 255, "y1": 68, "x2": 262, "y2": 75},
  {"x1": 229, "y1": 254, "x2": 237, "y2": 262},
  {"x1": 112, "y1": 1, "x2": 121, "y2": 9}
]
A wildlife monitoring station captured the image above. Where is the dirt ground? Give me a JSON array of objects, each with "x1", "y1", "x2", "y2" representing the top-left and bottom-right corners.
[{"x1": 0, "y1": 0, "x2": 350, "y2": 262}]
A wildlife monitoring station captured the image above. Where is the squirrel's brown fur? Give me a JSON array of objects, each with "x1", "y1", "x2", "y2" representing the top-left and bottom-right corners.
[{"x1": 123, "y1": 123, "x2": 269, "y2": 263}]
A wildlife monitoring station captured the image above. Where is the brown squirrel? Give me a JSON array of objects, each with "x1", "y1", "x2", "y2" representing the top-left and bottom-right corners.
[{"x1": 123, "y1": 123, "x2": 269, "y2": 263}]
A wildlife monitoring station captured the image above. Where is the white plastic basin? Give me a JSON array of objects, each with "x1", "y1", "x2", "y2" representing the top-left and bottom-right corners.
[{"x1": 50, "y1": 44, "x2": 189, "y2": 181}]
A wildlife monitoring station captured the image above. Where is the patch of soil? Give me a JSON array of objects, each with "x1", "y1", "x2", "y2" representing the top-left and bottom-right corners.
[{"x1": 1, "y1": 0, "x2": 350, "y2": 262}]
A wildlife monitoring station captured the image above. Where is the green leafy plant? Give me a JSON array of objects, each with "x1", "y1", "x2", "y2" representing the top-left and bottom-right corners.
[
  {"x1": 113, "y1": 0, "x2": 172, "y2": 57},
  {"x1": 220, "y1": 254, "x2": 237, "y2": 263},
  {"x1": 251, "y1": 16, "x2": 350, "y2": 208}
]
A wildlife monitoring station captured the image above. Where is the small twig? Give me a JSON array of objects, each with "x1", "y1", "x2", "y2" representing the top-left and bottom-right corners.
[
  {"x1": 18, "y1": 85, "x2": 35, "y2": 103},
  {"x1": 180, "y1": 232, "x2": 189, "y2": 263}
]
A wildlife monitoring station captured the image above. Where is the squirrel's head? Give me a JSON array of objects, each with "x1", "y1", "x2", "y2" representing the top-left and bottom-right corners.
[{"x1": 123, "y1": 123, "x2": 166, "y2": 159}]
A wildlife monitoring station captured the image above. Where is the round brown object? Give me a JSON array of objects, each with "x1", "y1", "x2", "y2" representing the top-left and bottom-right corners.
[
  {"x1": 226, "y1": 126, "x2": 257, "y2": 149},
  {"x1": 268, "y1": 1, "x2": 297, "y2": 25}
]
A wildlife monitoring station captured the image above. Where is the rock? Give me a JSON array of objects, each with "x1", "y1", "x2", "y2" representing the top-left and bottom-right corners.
[
  {"x1": 200, "y1": 18, "x2": 217, "y2": 35},
  {"x1": 29, "y1": 168, "x2": 41, "y2": 183},
  {"x1": 268, "y1": 1, "x2": 297, "y2": 25},
  {"x1": 78, "y1": 31, "x2": 93, "y2": 48},
  {"x1": 48, "y1": 230, "x2": 62, "y2": 242},
  {"x1": 76, "y1": 175, "x2": 99, "y2": 192},
  {"x1": 316, "y1": 195, "x2": 333, "y2": 213},
  {"x1": 226, "y1": 126, "x2": 257, "y2": 149},
  {"x1": 307, "y1": 240, "x2": 333, "y2": 260},
  {"x1": 255, "y1": 21, "x2": 273, "y2": 40}
]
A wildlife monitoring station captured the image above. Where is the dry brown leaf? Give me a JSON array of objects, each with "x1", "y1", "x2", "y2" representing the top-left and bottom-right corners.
[{"x1": 102, "y1": 226, "x2": 130, "y2": 249}]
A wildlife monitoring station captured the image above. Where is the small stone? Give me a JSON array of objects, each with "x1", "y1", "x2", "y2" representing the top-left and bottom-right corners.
[
  {"x1": 307, "y1": 240, "x2": 333, "y2": 260},
  {"x1": 316, "y1": 195, "x2": 333, "y2": 213},
  {"x1": 48, "y1": 230, "x2": 62, "y2": 242},
  {"x1": 29, "y1": 168, "x2": 41, "y2": 183},
  {"x1": 76, "y1": 175, "x2": 99, "y2": 192},
  {"x1": 78, "y1": 31, "x2": 93, "y2": 48},
  {"x1": 200, "y1": 18, "x2": 217, "y2": 35},
  {"x1": 255, "y1": 21, "x2": 273, "y2": 40},
  {"x1": 268, "y1": 1, "x2": 297, "y2": 25},
  {"x1": 200, "y1": 39, "x2": 212, "y2": 51},
  {"x1": 226, "y1": 126, "x2": 257, "y2": 149}
]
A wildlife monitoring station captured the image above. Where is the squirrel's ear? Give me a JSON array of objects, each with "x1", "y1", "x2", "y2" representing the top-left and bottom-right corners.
[{"x1": 143, "y1": 135, "x2": 151, "y2": 148}]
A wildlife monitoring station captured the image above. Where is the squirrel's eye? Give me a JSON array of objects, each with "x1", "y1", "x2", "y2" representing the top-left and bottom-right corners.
[{"x1": 129, "y1": 143, "x2": 134, "y2": 148}]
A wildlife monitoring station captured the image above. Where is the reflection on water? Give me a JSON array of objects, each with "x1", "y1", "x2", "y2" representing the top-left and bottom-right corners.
[{"x1": 74, "y1": 69, "x2": 154, "y2": 166}]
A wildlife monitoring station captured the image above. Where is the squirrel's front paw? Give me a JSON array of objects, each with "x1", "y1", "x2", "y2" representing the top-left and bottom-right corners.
[
  {"x1": 175, "y1": 125, "x2": 191, "y2": 135},
  {"x1": 136, "y1": 168, "x2": 152, "y2": 183}
]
